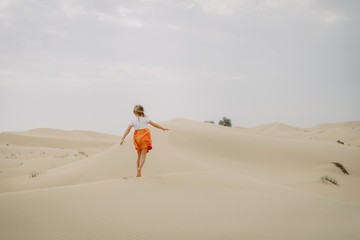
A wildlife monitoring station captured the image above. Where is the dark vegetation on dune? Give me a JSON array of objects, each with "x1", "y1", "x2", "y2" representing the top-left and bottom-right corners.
[
  {"x1": 205, "y1": 117, "x2": 232, "y2": 127},
  {"x1": 332, "y1": 162, "x2": 349, "y2": 175}
]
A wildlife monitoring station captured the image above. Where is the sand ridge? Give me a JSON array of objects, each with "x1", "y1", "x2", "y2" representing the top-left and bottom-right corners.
[{"x1": 238, "y1": 121, "x2": 360, "y2": 147}]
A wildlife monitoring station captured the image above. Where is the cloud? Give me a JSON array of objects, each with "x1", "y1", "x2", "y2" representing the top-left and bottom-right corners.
[
  {"x1": 319, "y1": 10, "x2": 350, "y2": 24},
  {"x1": 0, "y1": 68, "x2": 15, "y2": 85},
  {"x1": 262, "y1": 0, "x2": 314, "y2": 10},
  {"x1": 0, "y1": 66, "x2": 98, "y2": 87},
  {"x1": 60, "y1": 0, "x2": 87, "y2": 17},
  {"x1": 60, "y1": 1, "x2": 144, "y2": 28},
  {"x1": 98, "y1": 63, "x2": 189, "y2": 86},
  {"x1": 0, "y1": 0, "x2": 12, "y2": 10},
  {"x1": 44, "y1": 28, "x2": 68, "y2": 38},
  {"x1": 192, "y1": 0, "x2": 316, "y2": 16},
  {"x1": 95, "y1": 6, "x2": 144, "y2": 28},
  {"x1": 192, "y1": 0, "x2": 353, "y2": 28},
  {"x1": 191, "y1": 0, "x2": 309, "y2": 16},
  {"x1": 166, "y1": 24, "x2": 180, "y2": 30},
  {"x1": 194, "y1": 0, "x2": 244, "y2": 16},
  {"x1": 0, "y1": 0, "x2": 13, "y2": 23},
  {"x1": 47, "y1": 72, "x2": 98, "y2": 86},
  {"x1": 0, "y1": 63, "x2": 190, "y2": 87}
]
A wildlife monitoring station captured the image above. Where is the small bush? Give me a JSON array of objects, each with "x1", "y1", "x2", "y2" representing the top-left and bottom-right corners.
[
  {"x1": 31, "y1": 172, "x2": 39, "y2": 178},
  {"x1": 79, "y1": 152, "x2": 88, "y2": 157},
  {"x1": 218, "y1": 117, "x2": 232, "y2": 127},
  {"x1": 332, "y1": 162, "x2": 349, "y2": 175},
  {"x1": 321, "y1": 176, "x2": 339, "y2": 186}
]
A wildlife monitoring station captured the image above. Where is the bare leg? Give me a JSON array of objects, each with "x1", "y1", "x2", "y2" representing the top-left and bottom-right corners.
[
  {"x1": 137, "y1": 150, "x2": 141, "y2": 169},
  {"x1": 136, "y1": 151, "x2": 141, "y2": 177},
  {"x1": 137, "y1": 148, "x2": 148, "y2": 177}
]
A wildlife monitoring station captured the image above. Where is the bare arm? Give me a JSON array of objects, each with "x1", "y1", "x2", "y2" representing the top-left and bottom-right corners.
[
  {"x1": 149, "y1": 121, "x2": 169, "y2": 131},
  {"x1": 120, "y1": 125, "x2": 132, "y2": 146}
]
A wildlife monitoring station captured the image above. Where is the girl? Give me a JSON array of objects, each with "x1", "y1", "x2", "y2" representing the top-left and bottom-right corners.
[{"x1": 120, "y1": 105, "x2": 169, "y2": 177}]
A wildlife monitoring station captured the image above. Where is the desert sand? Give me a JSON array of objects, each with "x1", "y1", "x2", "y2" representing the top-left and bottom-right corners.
[{"x1": 1, "y1": 118, "x2": 360, "y2": 239}]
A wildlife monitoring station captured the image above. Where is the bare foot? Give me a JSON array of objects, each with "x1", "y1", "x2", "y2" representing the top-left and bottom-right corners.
[{"x1": 136, "y1": 168, "x2": 142, "y2": 177}]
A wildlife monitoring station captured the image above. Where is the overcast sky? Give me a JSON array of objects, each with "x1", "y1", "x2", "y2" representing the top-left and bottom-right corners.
[{"x1": 1, "y1": 0, "x2": 359, "y2": 134}]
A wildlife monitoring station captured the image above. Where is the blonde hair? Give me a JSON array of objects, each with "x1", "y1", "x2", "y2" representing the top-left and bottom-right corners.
[{"x1": 133, "y1": 105, "x2": 146, "y2": 117}]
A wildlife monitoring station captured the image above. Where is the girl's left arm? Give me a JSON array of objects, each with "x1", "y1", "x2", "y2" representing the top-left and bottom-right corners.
[
  {"x1": 149, "y1": 121, "x2": 169, "y2": 131},
  {"x1": 120, "y1": 125, "x2": 133, "y2": 146}
]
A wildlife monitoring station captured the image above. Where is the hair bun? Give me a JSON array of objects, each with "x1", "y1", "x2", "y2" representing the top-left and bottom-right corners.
[{"x1": 133, "y1": 105, "x2": 145, "y2": 116}]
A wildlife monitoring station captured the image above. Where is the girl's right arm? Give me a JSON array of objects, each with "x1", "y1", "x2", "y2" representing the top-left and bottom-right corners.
[{"x1": 120, "y1": 125, "x2": 133, "y2": 146}]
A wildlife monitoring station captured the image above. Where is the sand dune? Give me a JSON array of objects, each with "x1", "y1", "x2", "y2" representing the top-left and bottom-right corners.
[
  {"x1": 248, "y1": 122, "x2": 303, "y2": 133},
  {"x1": 241, "y1": 121, "x2": 360, "y2": 147},
  {"x1": 1, "y1": 118, "x2": 360, "y2": 239},
  {"x1": 0, "y1": 129, "x2": 120, "y2": 180},
  {"x1": 0, "y1": 128, "x2": 119, "y2": 148}
]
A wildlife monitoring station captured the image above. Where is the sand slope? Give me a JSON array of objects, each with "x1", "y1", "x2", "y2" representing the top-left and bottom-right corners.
[
  {"x1": 1, "y1": 119, "x2": 360, "y2": 240},
  {"x1": 241, "y1": 121, "x2": 360, "y2": 147},
  {"x1": 0, "y1": 129, "x2": 120, "y2": 181}
]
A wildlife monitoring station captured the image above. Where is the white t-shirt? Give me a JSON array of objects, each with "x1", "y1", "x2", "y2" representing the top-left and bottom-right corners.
[{"x1": 130, "y1": 116, "x2": 151, "y2": 130}]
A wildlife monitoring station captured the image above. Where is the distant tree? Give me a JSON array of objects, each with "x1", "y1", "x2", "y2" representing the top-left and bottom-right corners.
[
  {"x1": 205, "y1": 120, "x2": 215, "y2": 124},
  {"x1": 218, "y1": 117, "x2": 232, "y2": 127}
]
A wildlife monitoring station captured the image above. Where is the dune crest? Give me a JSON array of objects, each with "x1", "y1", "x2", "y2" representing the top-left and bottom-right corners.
[
  {"x1": 240, "y1": 121, "x2": 360, "y2": 147},
  {"x1": 249, "y1": 122, "x2": 303, "y2": 133}
]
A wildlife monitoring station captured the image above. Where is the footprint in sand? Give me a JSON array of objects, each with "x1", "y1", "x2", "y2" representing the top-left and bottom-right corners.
[{"x1": 122, "y1": 177, "x2": 129, "y2": 180}]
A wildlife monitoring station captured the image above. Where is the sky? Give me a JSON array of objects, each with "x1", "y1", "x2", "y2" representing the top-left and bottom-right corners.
[{"x1": 0, "y1": 0, "x2": 359, "y2": 135}]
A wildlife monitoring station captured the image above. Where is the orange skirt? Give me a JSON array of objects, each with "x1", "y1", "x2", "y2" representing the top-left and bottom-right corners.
[{"x1": 133, "y1": 128, "x2": 152, "y2": 153}]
